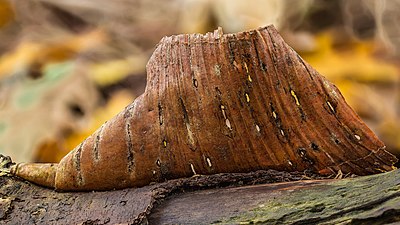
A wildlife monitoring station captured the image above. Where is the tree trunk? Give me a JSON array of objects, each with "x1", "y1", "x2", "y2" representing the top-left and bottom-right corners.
[{"x1": 0, "y1": 169, "x2": 399, "y2": 224}]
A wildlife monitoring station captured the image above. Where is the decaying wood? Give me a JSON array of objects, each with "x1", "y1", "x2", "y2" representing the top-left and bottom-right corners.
[
  {"x1": 0, "y1": 168, "x2": 399, "y2": 224},
  {"x1": 150, "y1": 169, "x2": 400, "y2": 224},
  {"x1": 0, "y1": 169, "x2": 311, "y2": 224},
  {"x1": 8, "y1": 25, "x2": 397, "y2": 191}
]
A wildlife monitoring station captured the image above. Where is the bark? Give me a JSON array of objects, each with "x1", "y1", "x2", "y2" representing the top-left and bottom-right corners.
[
  {"x1": 0, "y1": 169, "x2": 399, "y2": 224},
  {"x1": 150, "y1": 169, "x2": 400, "y2": 224},
  {"x1": 11, "y1": 25, "x2": 397, "y2": 192},
  {"x1": 2, "y1": 25, "x2": 399, "y2": 224},
  {"x1": 0, "y1": 170, "x2": 310, "y2": 224}
]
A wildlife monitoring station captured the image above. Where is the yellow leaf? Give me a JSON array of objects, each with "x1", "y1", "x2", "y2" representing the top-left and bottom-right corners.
[
  {"x1": 90, "y1": 56, "x2": 147, "y2": 86},
  {"x1": 0, "y1": 30, "x2": 107, "y2": 80},
  {"x1": 61, "y1": 90, "x2": 135, "y2": 161},
  {"x1": 303, "y1": 33, "x2": 398, "y2": 84}
]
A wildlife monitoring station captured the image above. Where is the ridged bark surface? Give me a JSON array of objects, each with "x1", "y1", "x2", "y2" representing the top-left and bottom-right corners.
[{"x1": 17, "y1": 25, "x2": 397, "y2": 191}]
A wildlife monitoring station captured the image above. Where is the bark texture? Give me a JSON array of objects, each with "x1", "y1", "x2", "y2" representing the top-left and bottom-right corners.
[
  {"x1": 2, "y1": 25, "x2": 399, "y2": 224},
  {"x1": 0, "y1": 170, "x2": 309, "y2": 224},
  {"x1": 150, "y1": 169, "x2": 400, "y2": 224},
  {"x1": 11, "y1": 25, "x2": 397, "y2": 191},
  {"x1": 0, "y1": 170, "x2": 399, "y2": 224}
]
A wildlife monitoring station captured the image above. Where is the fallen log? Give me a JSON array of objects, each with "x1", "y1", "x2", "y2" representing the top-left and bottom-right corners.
[
  {"x1": 150, "y1": 169, "x2": 400, "y2": 224},
  {"x1": 0, "y1": 170, "x2": 313, "y2": 224},
  {"x1": 0, "y1": 169, "x2": 399, "y2": 224}
]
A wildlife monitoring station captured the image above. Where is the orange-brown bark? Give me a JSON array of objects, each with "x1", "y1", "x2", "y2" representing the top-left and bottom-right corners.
[{"x1": 11, "y1": 25, "x2": 397, "y2": 191}]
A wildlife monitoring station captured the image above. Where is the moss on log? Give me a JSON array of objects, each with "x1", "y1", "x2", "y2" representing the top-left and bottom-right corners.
[{"x1": 149, "y1": 169, "x2": 400, "y2": 224}]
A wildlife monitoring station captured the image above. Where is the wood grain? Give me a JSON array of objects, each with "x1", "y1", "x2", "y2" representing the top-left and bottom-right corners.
[{"x1": 11, "y1": 25, "x2": 397, "y2": 191}]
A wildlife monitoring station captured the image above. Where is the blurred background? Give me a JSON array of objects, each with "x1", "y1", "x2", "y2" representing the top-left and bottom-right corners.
[{"x1": 1, "y1": 0, "x2": 400, "y2": 164}]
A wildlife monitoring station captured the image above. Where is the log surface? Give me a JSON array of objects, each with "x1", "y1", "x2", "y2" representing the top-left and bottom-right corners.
[
  {"x1": 0, "y1": 170, "x2": 308, "y2": 224},
  {"x1": 150, "y1": 170, "x2": 400, "y2": 224},
  {"x1": 0, "y1": 169, "x2": 399, "y2": 224}
]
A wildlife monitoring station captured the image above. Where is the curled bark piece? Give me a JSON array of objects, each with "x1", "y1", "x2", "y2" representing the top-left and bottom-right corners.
[
  {"x1": 11, "y1": 25, "x2": 398, "y2": 191},
  {"x1": 10, "y1": 163, "x2": 56, "y2": 188}
]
